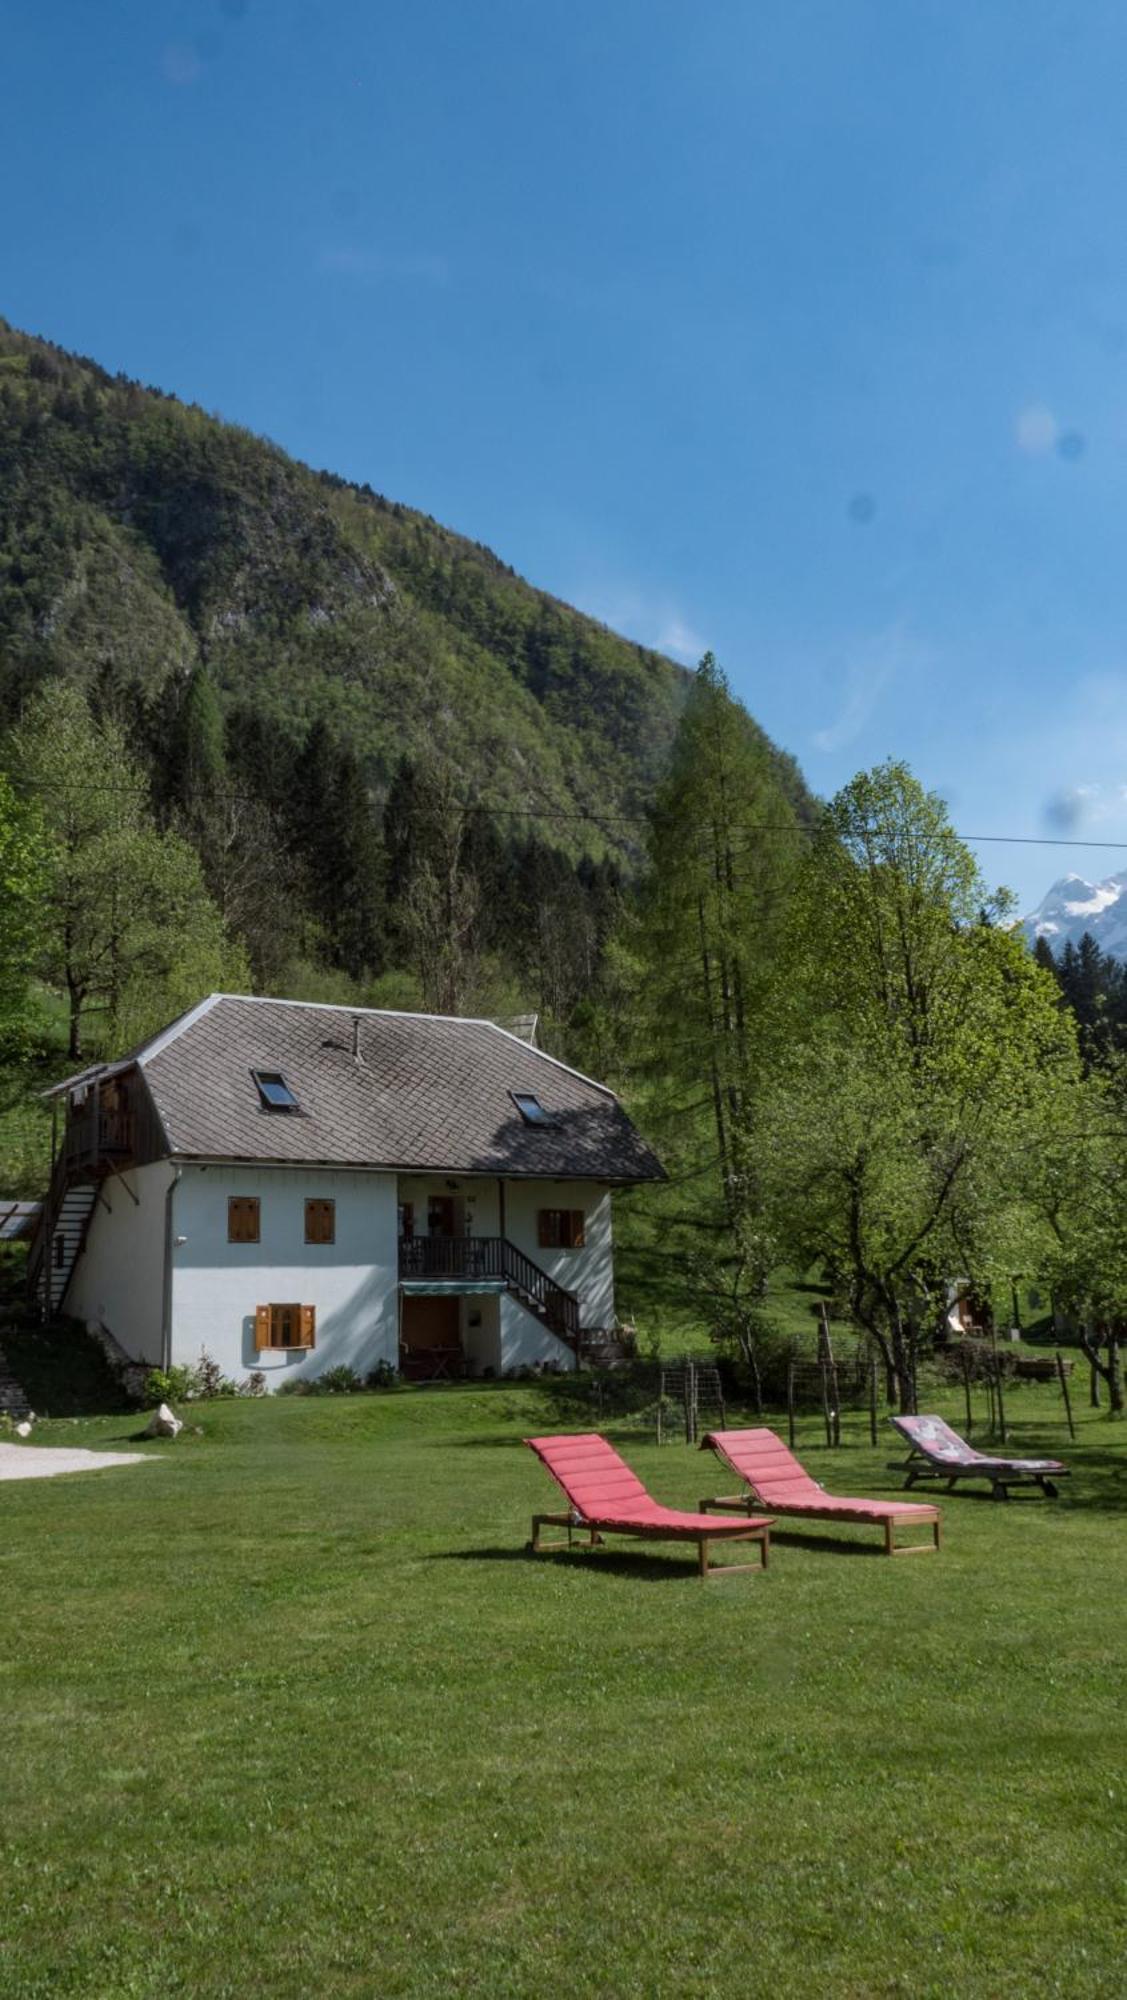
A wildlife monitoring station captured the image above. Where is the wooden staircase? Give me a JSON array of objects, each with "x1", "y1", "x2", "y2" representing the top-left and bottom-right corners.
[{"x1": 26, "y1": 1154, "x2": 98, "y2": 1321}]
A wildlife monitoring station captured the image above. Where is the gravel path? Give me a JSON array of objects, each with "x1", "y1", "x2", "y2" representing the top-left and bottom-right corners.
[{"x1": 0, "y1": 1442, "x2": 152, "y2": 1481}]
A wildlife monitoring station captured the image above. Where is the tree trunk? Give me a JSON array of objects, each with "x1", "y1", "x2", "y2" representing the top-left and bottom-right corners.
[
  {"x1": 67, "y1": 979, "x2": 82, "y2": 1061},
  {"x1": 1109, "y1": 1333, "x2": 1124, "y2": 1415},
  {"x1": 891, "y1": 1309, "x2": 916, "y2": 1414},
  {"x1": 1079, "y1": 1324, "x2": 1124, "y2": 1415}
]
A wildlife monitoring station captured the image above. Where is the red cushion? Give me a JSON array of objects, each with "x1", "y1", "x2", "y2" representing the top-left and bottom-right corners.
[
  {"x1": 526, "y1": 1434, "x2": 771, "y2": 1536},
  {"x1": 702, "y1": 1428, "x2": 938, "y2": 1521}
]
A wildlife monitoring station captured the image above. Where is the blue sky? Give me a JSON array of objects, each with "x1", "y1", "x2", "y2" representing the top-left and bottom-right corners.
[{"x1": 7, "y1": 1, "x2": 1127, "y2": 909}]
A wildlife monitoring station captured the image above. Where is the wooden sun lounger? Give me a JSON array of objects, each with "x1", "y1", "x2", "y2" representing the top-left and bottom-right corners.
[
  {"x1": 889, "y1": 1414, "x2": 1069, "y2": 1500},
  {"x1": 698, "y1": 1427, "x2": 941, "y2": 1555},
  {"x1": 524, "y1": 1433, "x2": 772, "y2": 1578}
]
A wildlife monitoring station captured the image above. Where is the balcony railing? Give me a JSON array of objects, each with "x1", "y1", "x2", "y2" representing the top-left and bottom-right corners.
[
  {"x1": 398, "y1": 1234, "x2": 579, "y2": 1346},
  {"x1": 62, "y1": 1099, "x2": 134, "y2": 1173}
]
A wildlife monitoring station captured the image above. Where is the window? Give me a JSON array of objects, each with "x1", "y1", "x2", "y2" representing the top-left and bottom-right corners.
[
  {"x1": 305, "y1": 1198, "x2": 335, "y2": 1245},
  {"x1": 398, "y1": 1201, "x2": 415, "y2": 1241},
  {"x1": 228, "y1": 1196, "x2": 260, "y2": 1243},
  {"x1": 512, "y1": 1090, "x2": 554, "y2": 1126},
  {"x1": 538, "y1": 1208, "x2": 586, "y2": 1250},
  {"x1": 255, "y1": 1303, "x2": 316, "y2": 1351},
  {"x1": 252, "y1": 1069, "x2": 299, "y2": 1111}
]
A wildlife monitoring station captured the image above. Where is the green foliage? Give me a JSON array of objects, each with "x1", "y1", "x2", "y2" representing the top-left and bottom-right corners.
[
  {"x1": 617, "y1": 654, "x2": 809, "y2": 1329},
  {"x1": 142, "y1": 1364, "x2": 198, "y2": 1407},
  {"x1": 143, "y1": 1352, "x2": 240, "y2": 1405},
  {"x1": 0, "y1": 769, "x2": 46, "y2": 1057},
  {"x1": 1039, "y1": 929, "x2": 1127, "y2": 1072},
  {"x1": 761, "y1": 763, "x2": 1081, "y2": 1404},
  {"x1": 277, "y1": 1364, "x2": 365, "y2": 1396},
  {"x1": 5, "y1": 681, "x2": 247, "y2": 1057}
]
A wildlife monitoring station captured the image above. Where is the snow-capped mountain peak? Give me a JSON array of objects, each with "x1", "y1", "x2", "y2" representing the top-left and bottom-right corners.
[{"x1": 1021, "y1": 870, "x2": 1127, "y2": 959}]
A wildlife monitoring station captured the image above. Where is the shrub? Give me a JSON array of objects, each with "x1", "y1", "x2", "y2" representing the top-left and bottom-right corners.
[
  {"x1": 195, "y1": 1350, "x2": 238, "y2": 1398},
  {"x1": 143, "y1": 1352, "x2": 238, "y2": 1406},
  {"x1": 143, "y1": 1364, "x2": 197, "y2": 1407},
  {"x1": 364, "y1": 1359, "x2": 399, "y2": 1390},
  {"x1": 239, "y1": 1370, "x2": 267, "y2": 1397},
  {"x1": 316, "y1": 1365, "x2": 363, "y2": 1395}
]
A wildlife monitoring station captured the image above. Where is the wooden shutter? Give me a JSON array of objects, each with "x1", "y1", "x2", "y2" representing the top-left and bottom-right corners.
[
  {"x1": 305, "y1": 1198, "x2": 335, "y2": 1245},
  {"x1": 228, "y1": 1196, "x2": 260, "y2": 1244},
  {"x1": 254, "y1": 1304, "x2": 271, "y2": 1351},
  {"x1": 569, "y1": 1210, "x2": 586, "y2": 1249},
  {"x1": 299, "y1": 1304, "x2": 316, "y2": 1349},
  {"x1": 538, "y1": 1210, "x2": 554, "y2": 1248}
]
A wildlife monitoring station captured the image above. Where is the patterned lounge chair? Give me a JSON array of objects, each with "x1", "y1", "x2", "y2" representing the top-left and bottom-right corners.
[
  {"x1": 524, "y1": 1432, "x2": 772, "y2": 1578},
  {"x1": 698, "y1": 1427, "x2": 941, "y2": 1555},
  {"x1": 890, "y1": 1414, "x2": 1069, "y2": 1499}
]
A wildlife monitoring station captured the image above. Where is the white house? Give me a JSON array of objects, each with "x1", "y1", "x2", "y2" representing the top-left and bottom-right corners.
[{"x1": 30, "y1": 995, "x2": 664, "y2": 1386}]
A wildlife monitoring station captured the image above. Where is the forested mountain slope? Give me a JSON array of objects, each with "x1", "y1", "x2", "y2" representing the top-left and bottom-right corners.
[{"x1": 0, "y1": 319, "x2": 809, "y2": 851}]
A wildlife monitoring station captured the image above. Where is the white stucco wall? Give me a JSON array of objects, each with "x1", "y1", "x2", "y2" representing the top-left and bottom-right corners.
[
  {"x1": 398, "y1": 1174, "x2": 614, "y2": 1373},
  {"x1": 68, "y1": 1161, "x2": 618, "y2": 1386},
  {"x1": 501, "y1": 1180, "x2": 615, "y2": 1331},
  {"x1": 65, "y1": 1160, "x2": 172, "y2": 1365},
  {"x1": 169, "y1": 1164, "x2": 399, "y2": 1385}
]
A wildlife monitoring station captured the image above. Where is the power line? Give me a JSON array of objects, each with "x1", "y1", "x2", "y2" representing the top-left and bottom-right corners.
[{"x1": 5, "y1": 771, "x2": 1127, "y2": 851}]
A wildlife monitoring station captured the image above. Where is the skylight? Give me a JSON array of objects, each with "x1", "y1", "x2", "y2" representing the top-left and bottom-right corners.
[
  {"x1": 253, "y1": 1069, "x2": 299, "y2": 1111},
  {"x1": 512, "y1": 1090, "x2": 554, "y2": 1127}
]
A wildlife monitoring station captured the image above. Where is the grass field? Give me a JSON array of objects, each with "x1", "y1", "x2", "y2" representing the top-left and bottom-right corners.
[{"x1": 1, "y1": 1381, "x2": 1124, "y2": 1998}]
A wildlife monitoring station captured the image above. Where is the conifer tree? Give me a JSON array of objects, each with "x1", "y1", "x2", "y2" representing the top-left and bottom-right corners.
[
  {"x1": 291, "y1": 721, "x2": 385, "y2": 979},
  {"x1": 636, "y1": 653, "x2": 804, "y2": 1226}
]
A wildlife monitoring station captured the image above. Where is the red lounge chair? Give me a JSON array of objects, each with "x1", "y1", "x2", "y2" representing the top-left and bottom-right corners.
[
  {"x1": 524, "y1": 1433, "x2": 772, "y2": 1579},
  {"x1": 698, "y1": 1427, "x2": 941, "y2": 1556},
  {"x1": 890, "y1": 1414, "x2": 1069, "y2": 1500}
]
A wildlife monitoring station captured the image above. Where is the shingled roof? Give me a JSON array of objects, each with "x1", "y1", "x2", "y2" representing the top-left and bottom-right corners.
[{"x1": 87, "y1": 995, "x2": 664, "y2": 1182}]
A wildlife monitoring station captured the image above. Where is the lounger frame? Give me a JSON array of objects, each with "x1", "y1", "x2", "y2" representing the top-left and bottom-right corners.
[
  {"x1": 697, "y1": 1489, "x2": 939, "y2": 1555},
  {"x1": 529, "y1": 1510, "x2": 770, "y2": 1579},
  {"x1": 892, "y1": 1456, "x2": 1066, "y2": 1501}
]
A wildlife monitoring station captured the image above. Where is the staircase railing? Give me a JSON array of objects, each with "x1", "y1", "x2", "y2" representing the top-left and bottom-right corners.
[
  {"x1": 398, "y1": 1235, "x2": 580, "y2": 1347},
  {"x1": 27, "y1": 1147, "x2": 69, "y2": 1318},
  {"x1": 497, "y1": 1239, "x2": 580, "y2": 1347}
]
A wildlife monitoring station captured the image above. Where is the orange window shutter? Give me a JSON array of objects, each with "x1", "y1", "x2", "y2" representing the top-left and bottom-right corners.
[
  {"x1": 571, "y1": 1211, "x2": 586, "y2": 1249},
  {"x1": 300, "y1": 1304, "x2": 316, "y2": 1349},
  {"x1": 254, "y1": 1304, "x2": 271, "y2": 1351}
]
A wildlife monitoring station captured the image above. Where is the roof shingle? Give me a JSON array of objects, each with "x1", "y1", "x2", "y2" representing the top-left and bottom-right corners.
[{"x1": 133, "y1": 996, "x2": 663, "y2": 1182}]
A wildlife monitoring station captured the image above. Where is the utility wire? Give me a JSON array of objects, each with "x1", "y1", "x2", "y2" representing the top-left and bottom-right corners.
[{"x1": 5, "y1": 772, "x2": 1127, "y2": 851}]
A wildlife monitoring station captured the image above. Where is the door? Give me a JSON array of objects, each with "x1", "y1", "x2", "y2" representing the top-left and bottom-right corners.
[
  {"x1": 427, "y1": 1195, "x2": 456, "y2": 1238},
  {"x1": 400, "y1": 1295, "x2": 462, "y2": 1380}
]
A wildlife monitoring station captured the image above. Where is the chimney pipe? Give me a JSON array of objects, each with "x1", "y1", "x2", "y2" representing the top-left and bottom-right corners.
[{"x1": 351, "y1": 1016, "x2": 362, "y2": 1063}]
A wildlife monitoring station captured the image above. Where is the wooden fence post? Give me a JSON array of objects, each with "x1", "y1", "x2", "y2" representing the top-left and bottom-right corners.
[
  {"x1": 819, "y1": 1304, "x2": 841, "y2": 1448},
  {"x1": 1056, "y1": 1350, "x2": 1076, "y2": 1441},
  {"x1": 786, "y1": 1351, "x2": 796, "y2": 1449},
  {"x1": 960, "y1": 1342, "x2": 974, "y2": 1439},
  {"x1": 990, "y1": 1327, "x2": 1008, "y2": 1444}
]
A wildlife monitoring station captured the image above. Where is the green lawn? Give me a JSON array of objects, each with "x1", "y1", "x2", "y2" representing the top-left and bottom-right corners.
[{"x1": 1, "y1": 1383, "x2": 1124, "y2": 1998}]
